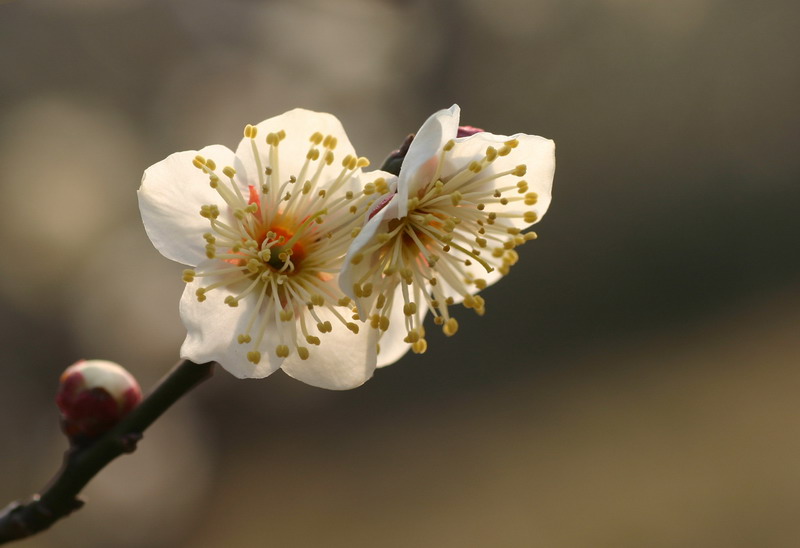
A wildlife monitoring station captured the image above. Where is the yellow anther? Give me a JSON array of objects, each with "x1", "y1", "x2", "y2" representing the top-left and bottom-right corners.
[
  {"x1": 350, "y1": 253, "x2": 363, "y2": 265},
  {"x1": 403, "y1": 302, "x2": 417, "y2": 316},
  {"x1": 277, "y1": 130, "x2": 286, "y2": 141},
  {"x1": 468, "y1": 160, "x2": 482, "y2": 172},
  {"x1": 205, "y1": 159, "x2": 216, "y2": 170},
  {"x1": 338, "y1": 296, "x2": 352, "y2": 307},
  {"x1": 485, "y1": 146, "x2": 498, "y2": 162},
  {"x1": 363, "y1": 183, "x2": 376, "y2": 195},
  {"x1": 505, "y1": 138, "x2": 519, "y2": 148},
  {"x1": 247, "y1": 351, "x2": 261, "y2": 364},
  {"x1": 306, "y1": 335, "x2": 321, "y2": 346},
  {"x1": 434, "y1": 316, "x2": 444, "y2": 325},
  {"x1": 443, "y1": 139, "x2": 455, "y2": 151},
  {"x1": 361, "y1": 283, "x2": 373, "y2": 297},
  {"x1": 498, "y1": 146, "x2": 512, "y2": 156},
  {"x1": 244, "y1": 124, "x2": 257, "y2": 139},
  {"x1": 411, "y1": 339, "x2": 428, "y2": 354},
  {"x1": 346, "y1": 322, "x2": 360, "y2": 334},
  {"x1": 513, "y1": 164, "x2": 527, "y2": 176},
  {"x1": 523, "y1": 211, "x2": 538, "y2": 223},
  {"x1": 524, "y1": 232, "x2": 538, "y2": 241},
  {"x1": 376, "y1": 294, "x2": 386, "y2": 309},
  {"x1": 379, "y1": 315, "x2": 390, "y2": 331},
  {"x1": 310, "y1": 294, "x2": 325, "y2": 306},
  {"x1": 324, "y1": 151, "x2": 334, "y2": 165},
  {"x1": 237, "y1": 334, "x2": 252, "y2": 344},
  {"x1": 357, "y1": 156, "x2": 370, "y2": 168},
  {"x1": 224, "y1": 296, "x2": 239, "y2": 308},
  {"x1": 505, "y1": 250, "x2": 520, "y2": 265},
  {"x1": 475, "y1": 279, "x2": 487, "y2": 290},
  {"x1": 276, "y1": 345, "x2": 290, "y2": 358},
  {"x1": 298, "y1": 347, "x2": 310, "y2": 360},
  {"x1": 450, "y1": 191, "x2": 463, "y2": 206},
  {"x1": 182, "y1": 269, "x2": 196, "y2": 282},
  {"x1": 443, "y1": 318, "x2": 459, "y2": 336},
  {"x1": 525, "y1": 192, "x2": 538, "y2": 205},
  {"x1": 266, "y1": 132, "x2": 279, "y2": 145},
  {"x1": 407, "y1": 197, "x2": 420, "y2": 211},
  {"x1": 307, "y1": 148, "x2": 320, "y2": 161},
  {"x1": 310, "y1": 131, "x2": 323, "y2": 144},
  {"x1": 279, "y1": 309, "x2": 294, "y2": 321}
]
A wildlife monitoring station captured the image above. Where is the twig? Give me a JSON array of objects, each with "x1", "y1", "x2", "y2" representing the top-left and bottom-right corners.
[{"x1": 0, "y1": 359, "x2": 215, "y2": 544}]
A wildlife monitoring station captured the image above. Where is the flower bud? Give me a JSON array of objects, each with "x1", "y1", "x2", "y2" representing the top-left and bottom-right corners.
[
  {"x1": 56, "y1": 360, "x2": 142, "y2": 441},
  {"x1": 456, "y1": 125, "x2": 484, "y2": 138},
  {"x1": 379, "y1": 133, "x2": 414, "y2": 176}
]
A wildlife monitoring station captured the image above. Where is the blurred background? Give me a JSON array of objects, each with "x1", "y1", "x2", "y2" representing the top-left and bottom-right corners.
[{"x1": 1, "y1": 0, "x2": 799, "y2": 546}]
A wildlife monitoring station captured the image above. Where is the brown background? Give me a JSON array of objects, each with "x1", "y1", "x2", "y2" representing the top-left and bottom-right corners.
[{"x1": 1, "y1": 0, "x2": 799, "y2": 546}]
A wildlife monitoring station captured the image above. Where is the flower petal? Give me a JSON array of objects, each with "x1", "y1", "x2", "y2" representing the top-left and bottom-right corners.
[
  {"x1": 339, "y1": 191, "x2": 399, "y2": 304},
  {"x1": 234, "y1": 108, "x2": 357, "y2": 193},
  {"x1": 179, "y1": 274, "x2": 284, "y2": 379},
  {"x1": 396, "y1": 104, "x2": 460, "y2": 218},
  {"x1": 446, "y1": 132, "x2": 555, "y2": 229},
  {"x1": 281, "y1": 306, "x2": 377, "y2": 390},
  {"x1": 138, "y1": 144, "x2": 237, "y2": 266}
]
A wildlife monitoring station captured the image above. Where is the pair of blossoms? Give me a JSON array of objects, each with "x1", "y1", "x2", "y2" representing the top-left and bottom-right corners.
[{"x1": 138, "y1": 105, "x2": 555, "y2": 390}]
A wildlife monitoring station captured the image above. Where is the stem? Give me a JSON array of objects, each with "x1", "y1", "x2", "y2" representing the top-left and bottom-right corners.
[{"x1": 0, "y1": 359, "x2": 216, "y2": 544}]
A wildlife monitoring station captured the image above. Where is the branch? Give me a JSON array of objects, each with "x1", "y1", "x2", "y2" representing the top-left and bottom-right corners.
[{"x1": 0, "y1": 359, "x2": 216, "y2": 544}]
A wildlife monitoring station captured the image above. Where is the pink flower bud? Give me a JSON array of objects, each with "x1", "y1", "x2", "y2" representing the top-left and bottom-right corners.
[
  {"x1": 56, "y1": 360, "x2": 142, "y2": 441},
  {"x1": 456, "y1": 125, "x2": 484, "y2": 138}
]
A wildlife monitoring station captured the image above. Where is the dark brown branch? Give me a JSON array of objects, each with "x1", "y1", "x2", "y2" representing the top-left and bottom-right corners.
[{"x1": 0, "y1": 359, "x2": 215, "y2": 544}]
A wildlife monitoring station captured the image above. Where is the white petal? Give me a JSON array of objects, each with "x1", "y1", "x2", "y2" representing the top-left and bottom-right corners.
[
  {"x1": 397, "y1": 105, "x2": 460, "y2": 218},
  {"x1": 179, "y1": 275, "x2": 283, "y2": 379},
  {"x1": 138, "y1": 144, "x2": 237, "y2": 266},
  {"x1": 339, "y1": 193, "x2": 399, "y2": 303},
  {"x1": 234, "y1": 108, "x2": 357, "y2": 193},
  {"x1": 281, "y1": 307, "x2": 377, "y2": 390},
  {"x1": 376, "y1": 285, "x2": 429, "y2": 368},
  {"x1": 446, "y1": 132, "x2": 555, "y2": 229}
]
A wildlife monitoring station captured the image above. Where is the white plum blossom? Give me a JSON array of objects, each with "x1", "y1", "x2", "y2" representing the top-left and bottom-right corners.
[
  {"x1": 139, "y1": 109, "x2": 389, "y2": 389},
  {"x1": 341, "y1": 105, "x2": 555, "y2": 366}
]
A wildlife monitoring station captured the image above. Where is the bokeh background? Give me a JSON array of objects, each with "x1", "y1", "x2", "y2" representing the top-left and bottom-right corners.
[{"x1": 1, "y1": 0, "x2": 799, "y2": 546}]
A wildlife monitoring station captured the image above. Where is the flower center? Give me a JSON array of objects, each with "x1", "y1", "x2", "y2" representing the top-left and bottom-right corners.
[{"x1": 182, "y1": 123, "x2": 375, "y2": 365}]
